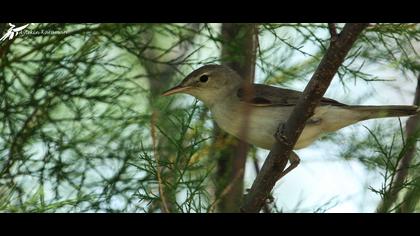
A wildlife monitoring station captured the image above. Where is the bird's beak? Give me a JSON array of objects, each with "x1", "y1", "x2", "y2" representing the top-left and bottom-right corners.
[{"x1": 161, "y1": 85, "x2": 192, "y2": 96}]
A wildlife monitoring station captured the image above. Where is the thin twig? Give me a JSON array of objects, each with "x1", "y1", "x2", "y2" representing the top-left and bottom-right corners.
[
  {"x1": 209, "y1": 168, "x2": 245, "y2": 212},
  {"x1": 1, "y1": 96, "x2": 56, "y2": 177},
  {"x1": 151, "y1": 111, "x2": 170, "y2": 213},
  {"x1": 377, "y1": 73, "x2": 420, "y2": 212}
]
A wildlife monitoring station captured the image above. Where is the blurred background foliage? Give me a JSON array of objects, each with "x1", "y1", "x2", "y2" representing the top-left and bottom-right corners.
[{"x1": 0, "y1": 23, "x2": 419, "y2": 212}]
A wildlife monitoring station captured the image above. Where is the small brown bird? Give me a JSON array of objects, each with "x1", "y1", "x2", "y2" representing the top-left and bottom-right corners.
[{"x1": 162, "y1": 64, "x2": 418, "y2": 150}]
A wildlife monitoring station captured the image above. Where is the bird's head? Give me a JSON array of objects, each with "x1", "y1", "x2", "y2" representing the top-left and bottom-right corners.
[{"x1": 161, "y1": 64, "x2": 243, "y2": 106}]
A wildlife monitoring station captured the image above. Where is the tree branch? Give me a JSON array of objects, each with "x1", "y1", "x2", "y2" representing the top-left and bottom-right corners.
[
  {"x1": 240, "y1": 23, "x2": 368, "y2": 213},
  {"x1": 328, "y1": 23, "x2": 338, "y2": 41},
  {"x1": 214, "y1": 23, "x2": 258, "y2": 212}
]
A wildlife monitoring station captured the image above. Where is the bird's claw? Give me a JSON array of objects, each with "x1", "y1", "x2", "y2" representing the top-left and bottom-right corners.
[
  {"x1": 266, "y1": 194, "x2": 274, "y2": 204},
  {"x1": 275, "y1": 124, "x2": 292, "y2": 147}
]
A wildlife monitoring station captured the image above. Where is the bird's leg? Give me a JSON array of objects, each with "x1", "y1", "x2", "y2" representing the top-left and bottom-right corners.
[
  {"x1": 274, "y1": 124, "x2": 300, "y2": 180},
  {"x1": 277, "y1": 151, "x2": 300, "y2": 181}
]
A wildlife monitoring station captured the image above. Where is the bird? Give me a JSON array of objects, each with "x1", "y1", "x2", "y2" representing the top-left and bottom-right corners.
[{"x1": 162, "y1": 64, "x2": 418, "y2": 151}]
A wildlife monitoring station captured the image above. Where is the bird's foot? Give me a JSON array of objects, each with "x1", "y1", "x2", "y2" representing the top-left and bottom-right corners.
[
  {"x1": 266, "y1": 194, "x2": 274, "y2": 204},
  {"x1": 275, "y1": 124, "x2": 292, "y2": 147}
]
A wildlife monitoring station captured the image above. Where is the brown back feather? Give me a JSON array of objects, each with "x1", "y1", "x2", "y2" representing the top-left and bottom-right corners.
[{"x1": 237, "y1": 84, "x2": 347, "y2": 107}]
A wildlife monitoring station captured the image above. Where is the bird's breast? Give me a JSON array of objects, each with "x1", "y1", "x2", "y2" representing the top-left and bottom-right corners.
[{"x1": 211, "y1": 102, "x2": 293, "y2": 149}]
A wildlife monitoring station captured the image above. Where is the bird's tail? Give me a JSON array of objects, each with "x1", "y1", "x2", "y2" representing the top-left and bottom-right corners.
[{"x1": 349, "y1": 105, "x2": 419, "y2": 121}]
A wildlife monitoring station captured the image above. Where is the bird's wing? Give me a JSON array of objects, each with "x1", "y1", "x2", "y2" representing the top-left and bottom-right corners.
[{"x1": 237, "y1": 84, "x2": 347, "y2": 107}]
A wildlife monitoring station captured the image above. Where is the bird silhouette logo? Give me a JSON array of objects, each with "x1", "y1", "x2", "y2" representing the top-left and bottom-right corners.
[{"x1": 0, "y1": 23, "x2": 31, "y2": 42}]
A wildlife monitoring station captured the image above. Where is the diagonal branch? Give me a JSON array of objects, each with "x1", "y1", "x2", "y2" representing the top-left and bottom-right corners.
[
  {"x1": 240, "y1": 23, "x2": 369, "y2": 213},
  {"x1": 328, "y1": 23, "x2": 338, "y2": 41}
]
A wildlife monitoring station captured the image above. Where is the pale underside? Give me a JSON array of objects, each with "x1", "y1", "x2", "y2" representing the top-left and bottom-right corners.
[{"x1": 211, "y1": 99, "x2": 363, "y2": 150}]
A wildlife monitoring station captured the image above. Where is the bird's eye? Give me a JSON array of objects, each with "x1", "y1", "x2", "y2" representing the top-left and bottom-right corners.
[{"x1": 199, "y1": 75, "x2": 208, "y2": 83}]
